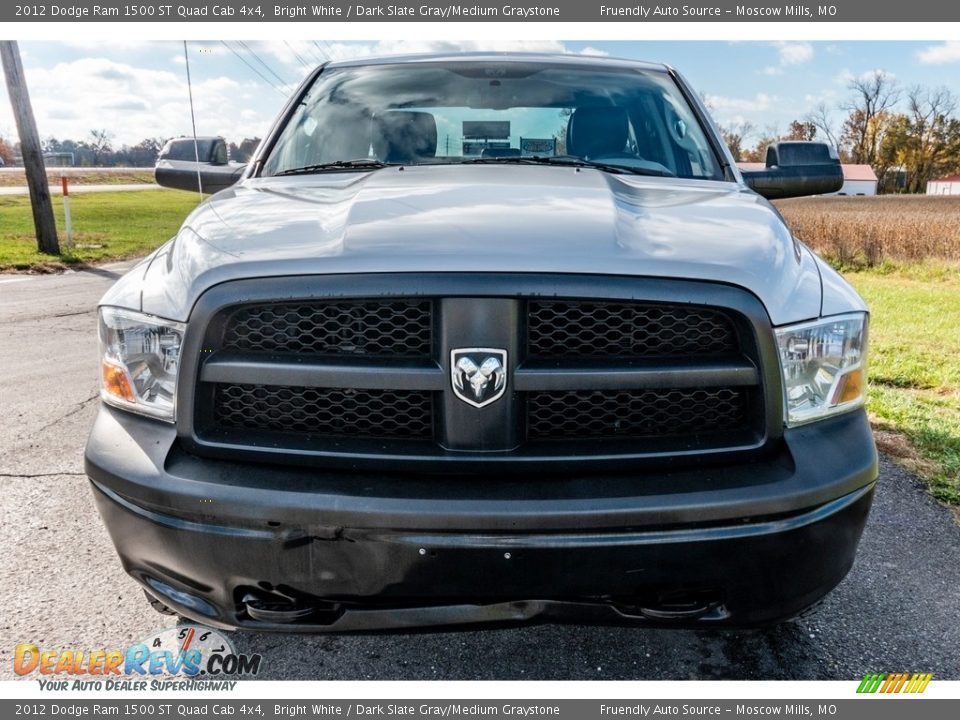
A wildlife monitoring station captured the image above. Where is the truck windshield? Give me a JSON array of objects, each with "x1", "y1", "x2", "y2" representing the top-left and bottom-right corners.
[{"x1": 260, "y1": 60, "x2": 723, "y2": 181}]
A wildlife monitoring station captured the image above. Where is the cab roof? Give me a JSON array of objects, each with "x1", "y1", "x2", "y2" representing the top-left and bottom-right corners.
[{"x1": 323, "y1": 52, "x2": 670, "y2": 73}]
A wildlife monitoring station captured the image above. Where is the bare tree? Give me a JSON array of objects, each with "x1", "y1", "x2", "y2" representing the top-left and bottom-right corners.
[
  {"x1": 742, "y1": 124, "x2": 781, "y2": 163},
  {"x1": 88, "y1": 128, "x2": 114, "y2": 166},
  {"x1": 902, "y1": 85, "x2": 959, "y2": 192},
  {"x1": 807, "y1": 103, "x2": 841, "y2": 151},
  {"x1": 840, "y1": 70, "x2": 900, "y2": 166}
]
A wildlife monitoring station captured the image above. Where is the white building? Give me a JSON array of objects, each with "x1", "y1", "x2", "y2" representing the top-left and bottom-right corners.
[
  {"x1": 926, "y1": 175, "x2": 960, "y2": 196},
  {"x1": 834, "y1": 164, "x2": 878, "y2": 196}
]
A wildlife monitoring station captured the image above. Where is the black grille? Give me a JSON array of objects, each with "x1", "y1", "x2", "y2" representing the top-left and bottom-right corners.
[
  {"x1": 526, "y1": 388, "x2": 747, "y2": 438},
  {"x1": 213, "y1": 384, "x2": 434, "y2": 439},
  {"x1": 190, "y1": 277, "x2": 769, "y2": 467},
  {"x1": 221, "y1": 300, "x2": 432, "y2": 357},
  {"x1": 527, "y1": 301, "x2": 737, "y2": 358}
]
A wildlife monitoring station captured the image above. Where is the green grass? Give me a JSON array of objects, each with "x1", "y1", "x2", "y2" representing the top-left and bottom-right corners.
[
  {"x1": 846, "y1": 271, "x2": 960, "y2": 506},
  {"x1": 0, "y1": 190, "x2": 200, "y2": 271}
]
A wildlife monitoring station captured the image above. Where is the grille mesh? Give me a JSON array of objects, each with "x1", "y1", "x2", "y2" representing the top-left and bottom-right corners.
[
  {"x1": 527, "y1": 301, "x2": 737, "y2": 358},
  {"x1": 526, "y1": 388, "x2": 747, "y2": 438},
  {"x1": 221, "y1": 300, "x2": 432, "y2": 357},
  {"x1": 214, "y1": 384, "x2": 434, "y2": 439}
]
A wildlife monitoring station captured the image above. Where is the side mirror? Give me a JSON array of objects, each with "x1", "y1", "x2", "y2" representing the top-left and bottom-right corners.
[
  {"x1": 155, "y1": 136, "x2": 245, "y2": 194},
  {"x1": 740, "y1": 141, "x2": 843, "y2": 200},
  {"x1": 155, "y1": 161, "x2": 246, "y2": 194}
]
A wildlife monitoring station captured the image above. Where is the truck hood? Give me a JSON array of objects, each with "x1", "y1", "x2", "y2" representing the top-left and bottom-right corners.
[{"x1": 114, "y1": 164, "x2": 824, "y2": 325}]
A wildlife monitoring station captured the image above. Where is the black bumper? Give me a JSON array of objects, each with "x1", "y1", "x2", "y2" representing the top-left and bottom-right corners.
[{"x1": 86, "y1": 405, "x2": 878, "y2": 631}]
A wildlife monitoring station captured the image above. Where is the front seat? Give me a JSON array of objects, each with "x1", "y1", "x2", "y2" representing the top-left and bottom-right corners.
[
  {"x1": 566, "y1": 107, "x2": 629, "y2": 160},
  {"x1": 372, "y1": 110, "x2": 437, "y2": 164}
]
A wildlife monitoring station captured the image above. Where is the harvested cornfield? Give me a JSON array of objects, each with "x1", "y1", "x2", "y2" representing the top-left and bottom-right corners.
[{"x1": 775, "y1": 195, "x2": 960, "y2": 267}]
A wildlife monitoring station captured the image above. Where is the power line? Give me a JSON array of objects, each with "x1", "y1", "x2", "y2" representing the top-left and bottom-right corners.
[
  {"x1": 219, "y1": 41, "x2": 287, "y2": 96},
  {"x1": 237, "y1": 40, "x2": 292, "y2": 87},
  {"x1": 312, "y1": 41, "x2": 332, "y2": 62},
  {"x1": 283, "y1": 40, "x2": 310, "y2": 69},
  {"x1": 318, "y1": 40, "x2": 339, "y2": 61},
  {"x1": 307, "y1": 41, "x2": 328, "y2": 64}
]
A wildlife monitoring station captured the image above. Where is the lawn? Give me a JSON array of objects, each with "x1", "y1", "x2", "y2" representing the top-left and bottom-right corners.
[
  {"x1": 0, "y1": 190, "x2": 200, "y2": 271},
  {"x1": 846, "y1": 272, "x2": 960, "y2": 506},
  {"x1": 776, "y1": 195, "x2": 960, "y2": 508}
]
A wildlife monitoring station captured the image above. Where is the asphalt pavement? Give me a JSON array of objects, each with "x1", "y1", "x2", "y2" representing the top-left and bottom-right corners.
[{"x1": 1, "y1": 263, "x2": 958, "y2": 681}]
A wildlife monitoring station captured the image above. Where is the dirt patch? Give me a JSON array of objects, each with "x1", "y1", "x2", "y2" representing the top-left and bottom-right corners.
[
  {"x1": 872, "y1": 426, "x2": 939, "y2": 478},
  {"x1": 12, "y1": 261, "x2": 75, "y2": 274}
]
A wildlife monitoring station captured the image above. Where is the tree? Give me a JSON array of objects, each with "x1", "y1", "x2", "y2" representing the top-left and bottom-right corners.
[
  {"x1": 807, "y1": 103, "x2": 843, "y2": 156},
  {"x1": 88, "y1": 128, "x2": 114, "y2": 166},
  {"x1": 228, "y1": 137, "x2": 262, "y2": 163},
  {"x1": 742, "y1": 125, "x2": 780, "y2": 163},
  {"x1": 784, "y1": 120, "x2": 817, "y2": 141},
  {"x1": 840, "y1": 70, "x2": 900, "y2": 166},
  {"x1": 121, "y1": 137, "x2": 164, "y2": 167},
  {"x1": 0, "y1": 134, "x2": 14, "y2": 164},
  {"x1": 879, "y1": 86, "x2": 960, "y2": 193},
  {"x1": 718, "y1": 121, "x2": 754, "y2": 161}
]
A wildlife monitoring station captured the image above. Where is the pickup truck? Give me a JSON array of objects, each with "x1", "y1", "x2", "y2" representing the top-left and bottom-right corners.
[{"x1": 86, "y1": 53, "x2": 877, "y2": 631}]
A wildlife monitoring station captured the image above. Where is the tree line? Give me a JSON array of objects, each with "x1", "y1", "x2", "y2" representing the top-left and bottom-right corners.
[
  {"x1": 716, "y1": 72, "x2": 960, "y2": 193},
  {"x1": 0, "y1": 130, "x2": 262, "y2": 167}
]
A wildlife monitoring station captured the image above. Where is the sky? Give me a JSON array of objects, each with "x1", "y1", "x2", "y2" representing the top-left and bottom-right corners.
[{"x1": 2, "y1": 39, "x2": 960, "y2": 149}]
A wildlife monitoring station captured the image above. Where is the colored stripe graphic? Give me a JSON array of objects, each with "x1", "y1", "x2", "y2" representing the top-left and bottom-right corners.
[
  {"x1": 857, "y1": 672, "x2": 932, "y2": 693},
  {"x1": 857, "y1": 673, "x2": 885, "y2": 693},
  {"x1": 913, "y1": 674, "x2": 933, "y2": 693}
]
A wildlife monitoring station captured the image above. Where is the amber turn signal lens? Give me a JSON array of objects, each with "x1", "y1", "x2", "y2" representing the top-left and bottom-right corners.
[
  {"x1": 102, "y1": 360, "x2": 136, "y2": 403},
  {"x1": 831, "y1": 368, "x2": 865, "y2": 405}
]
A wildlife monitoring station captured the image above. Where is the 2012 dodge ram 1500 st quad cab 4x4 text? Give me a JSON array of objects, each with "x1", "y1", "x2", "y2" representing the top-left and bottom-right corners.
[{"x1": 86, "y1": 53, "x2": 877, "y2": 631}]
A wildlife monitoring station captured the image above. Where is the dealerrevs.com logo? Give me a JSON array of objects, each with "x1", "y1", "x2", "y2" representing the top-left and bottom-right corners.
[
  {"x1": 857, "y1": 672, "x2": 933, "y2": 694},
  {"x1": 15, "y1": 625, "x2": 262, "y2": 689}
]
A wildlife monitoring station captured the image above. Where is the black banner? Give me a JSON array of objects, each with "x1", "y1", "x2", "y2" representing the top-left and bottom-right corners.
[
  {"x1": 2, "y1": 699, "x2": 959, "y2": 720},
  {"x1": 3, "y1": 1, "x2": 959, "y2": 23}
]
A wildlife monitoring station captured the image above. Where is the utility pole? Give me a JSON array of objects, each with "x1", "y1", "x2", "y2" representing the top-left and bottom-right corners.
[{"x1": 1, "y1": 41, "x2": 59, "y2": 255}]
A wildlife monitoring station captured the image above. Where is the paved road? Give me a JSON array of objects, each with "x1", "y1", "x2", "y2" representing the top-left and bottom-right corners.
[{"x1": 1, "y1": 265, "x2": 958, "y2": 681}]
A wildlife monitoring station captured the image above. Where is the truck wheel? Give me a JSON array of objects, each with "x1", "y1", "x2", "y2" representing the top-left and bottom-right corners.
[{"x1": 144, "y1": 590, "x2": 177, "y2": 616}]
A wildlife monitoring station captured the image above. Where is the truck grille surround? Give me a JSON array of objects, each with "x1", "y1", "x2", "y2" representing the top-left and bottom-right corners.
[{"x1": 182, "y1": 275, "x2": 776, "y2": 471}]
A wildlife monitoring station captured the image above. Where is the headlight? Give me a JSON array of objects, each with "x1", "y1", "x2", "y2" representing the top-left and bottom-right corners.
[
  {"x1": 98, "y1": 307, "x2": 184, "y2": 422},
  {"x1": 775, "y1": 313, "x2": 867, "y2": 427}
]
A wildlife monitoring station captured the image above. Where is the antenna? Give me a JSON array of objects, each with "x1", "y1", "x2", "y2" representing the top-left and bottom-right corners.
[{"x1": 183, "y1": 40, "x2": 204, "y2": 202}]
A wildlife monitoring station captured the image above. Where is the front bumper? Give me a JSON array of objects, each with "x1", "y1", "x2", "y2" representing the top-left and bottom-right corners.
[{"x1": 86, "y1": 405, "x2": 878, "y2": 631}]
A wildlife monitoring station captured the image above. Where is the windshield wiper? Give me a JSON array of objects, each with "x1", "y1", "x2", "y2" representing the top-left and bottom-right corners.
[
  {"x1": 274, "y1": 159, "x2": 393, "y2": 176},
  {"x1": 463, "y1": 155, "x2": 673, "y2": 177}
]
